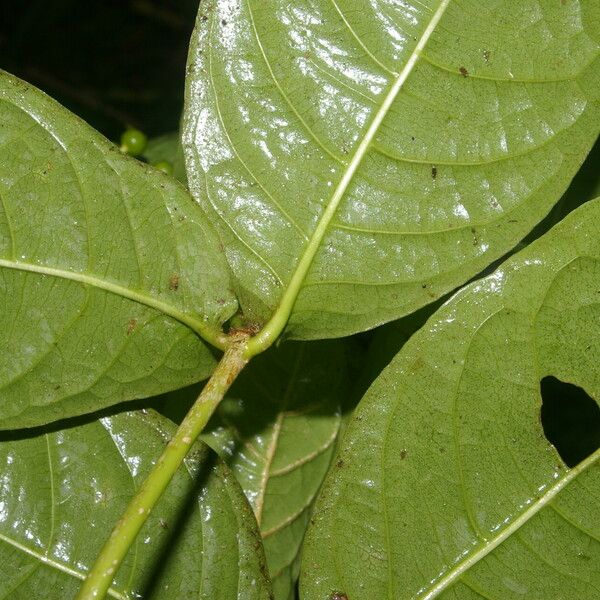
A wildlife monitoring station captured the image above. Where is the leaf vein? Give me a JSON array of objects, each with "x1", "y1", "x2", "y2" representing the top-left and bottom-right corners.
[
  {"x1": 206, "y1": 17, "x2": 310, "y2": 241},
  {"x1": 0, "y1": 258, "x2": 221, "y2": 346},
  {"x1": 246, "y1": 0, "x2": 347, "y2": 164},
  {"x1": 0, "y1": 533, "x2": 126, "y2": 600},
  {"x1": 328, "y1": 0, "x2": 397, "y2": 76}
]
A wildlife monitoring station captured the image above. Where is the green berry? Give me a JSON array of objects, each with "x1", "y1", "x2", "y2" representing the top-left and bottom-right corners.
[
  {"x1": 153, "y1": 161, "x2": 173, "y2": 176},
  {"x1": 120, "y1": 128, "x2": 147, "y2": 156}
]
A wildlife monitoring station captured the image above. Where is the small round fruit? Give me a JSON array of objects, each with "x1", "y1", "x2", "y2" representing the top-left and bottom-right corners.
[
  {"x1": 120, "y1": 128, "x2": 147, "y2": 156},
  {"x1": 153, "y1": 161, "x2": 173, "y2": 175}
]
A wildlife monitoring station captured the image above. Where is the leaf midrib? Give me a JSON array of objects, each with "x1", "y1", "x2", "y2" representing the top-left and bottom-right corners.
[
  {"x1": 244, "y1": 0, "x2": 452, "y2": 357},
  {"x1": 0, "y1": 257, "x2": 226, "y2": 349},
  {"x1": 419, "y1": 448, "x2": 600, "y2": 600}
]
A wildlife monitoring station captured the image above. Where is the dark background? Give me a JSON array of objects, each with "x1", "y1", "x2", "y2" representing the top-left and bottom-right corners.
[{"x1": 0, "y1": 0, "x2": 199, "y2": 141}]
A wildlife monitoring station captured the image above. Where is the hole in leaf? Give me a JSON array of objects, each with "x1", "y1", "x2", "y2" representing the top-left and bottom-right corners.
[{"x1": 540, "y1": 376, "x2": 600, "y2": 467}]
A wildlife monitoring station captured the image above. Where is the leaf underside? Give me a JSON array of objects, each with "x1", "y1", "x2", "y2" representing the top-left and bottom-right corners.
[
  {"x1": 184, "y1": 0, "x2": 600, "y2": 340},
  {"x1": 0, "y1": 71, "x2": 238, "y2": 429},
  {"x1": 0, "y1": 410, "x2": 272, "y2": 599},
  {"x1": 301, "y1": 198, "x2": 600, "y2": 600},
  {"x1": 202, "y1": 340, "x2": 346, "y2": 600}
]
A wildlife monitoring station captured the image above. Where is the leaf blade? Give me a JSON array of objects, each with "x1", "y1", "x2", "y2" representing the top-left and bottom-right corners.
[
  {"x1": 202, "y1": 340, "x2": 347, "y2": 599},
  {"x1": 184, "y1": 0, "x2": 600, "y2": 341},
  {"x1": 0, "y1": 410, "x2": 272, "y2": 599},
  {"x1": 422, "y1": 449, "x2": 599, "y2": 599},
  {"x1": 0, "y1": 71, "x2": 237, "y2": 427},
  {"x1": 301, "y1": 197, "x2": 600, "y2": 599}
]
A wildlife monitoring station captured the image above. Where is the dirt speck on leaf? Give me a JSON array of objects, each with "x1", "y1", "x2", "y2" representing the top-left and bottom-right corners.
[
  {"x1": 127, "y1": 319, "x2": 137, "y2": 335},
  {"x1": 412, "y1": 356, "x2": 425, "y2": 371}
]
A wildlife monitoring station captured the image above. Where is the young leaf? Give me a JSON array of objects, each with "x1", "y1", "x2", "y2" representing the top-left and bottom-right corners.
[
  {"x1": 0, "y1": 71, "x2": 237, "y2": 428},
  {"x1": 202, "y1": 341, "x2": 346, "y2": 600},
  {"x1": 301, "y1": 198, "x2": 600, "y2": 599},
  {"x1": 183, "y1": 0, "x2": 600, "y2": 341},
  {"x1": 0, "y1": 410, "x2": 272, "y2": 599}
]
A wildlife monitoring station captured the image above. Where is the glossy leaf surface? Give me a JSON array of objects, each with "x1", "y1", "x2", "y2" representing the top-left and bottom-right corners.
[
  {"x1": 202, "y1": 341, "x2": 346, "y2": 600},
  {"x1": 0, "y1": 71, "x2": 237, "y2": 428},
  {"x1": 0, "y1": 409, "x2": 272, "y2": 599},
  {"x1": 301, "y1": 198, "x2": 600, "y2": 599},
  {"x1": 184, "y1": 0, "x2": 600, "y2": 340}
]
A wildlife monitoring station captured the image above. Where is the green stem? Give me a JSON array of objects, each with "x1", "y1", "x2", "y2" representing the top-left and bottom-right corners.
[{"x1": 76, "y1": 337, "x2": 249, "y2": 600}]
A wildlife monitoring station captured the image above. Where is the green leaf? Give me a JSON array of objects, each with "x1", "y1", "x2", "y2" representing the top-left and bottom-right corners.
[
  {"x1": 0, "y1": 410, "x2": 272, "y2": 599},
  {"x1": 183, "y1": 0, "x2": 600, "y2": 341},
  {"x1": 143, "y1": 133, "x2": 188, "y2": 185},
  {"x1": 557, "y1": 134, "x2": 600, "y2": 210},
  {"x1": 353, "y1": 134, "x2": 599, "y2": 398},
  {"x1": 202, "y1": 341, "x2": 346, "y2": 599},
  {"x1": 300, "y1": 198, "x2": 600, "y2": 599},
  {"x1": 351, "y1": 302, "x2": 442, "y2": 405},
  {"x1": 0, "y1": 71, "x2": 238, "y2": 428},
  {"x1": 525, "y1": 136, "x2": 600, "y2": 243}
]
